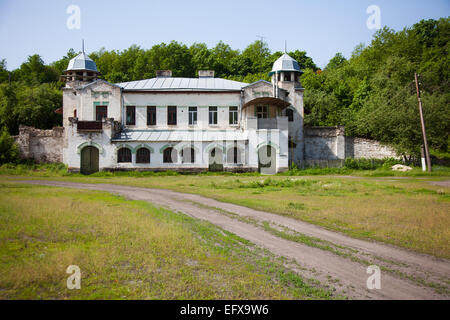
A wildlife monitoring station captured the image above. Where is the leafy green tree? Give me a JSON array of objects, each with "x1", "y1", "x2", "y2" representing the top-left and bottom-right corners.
[
  {"x1": 0, "y1": 59, "x2": 9, "y2": 83},
  {"x1": 0, "y1": 127, "x2": 18, "y2": 164},
  {"x1": 0, "y1": 83, "x2": 18, "y2": 133},
  {"x1": 14, "y1": 83, "x2": 62, "y2": 131},
  {"x1": 51, "y1": 49, "x2": 78, "y2": 75},
  {"x1": 12, "y1": 55, "x2": 59, "y2": 85}
]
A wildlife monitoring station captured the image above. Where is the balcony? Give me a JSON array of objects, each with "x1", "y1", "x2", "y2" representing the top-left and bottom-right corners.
[
  {"x1": 77, "y1": 121, "x2": 103, "y2": 132},
  {"x1": 254, "y1": 117, "x2": 288, "y2": 130},
  {"x1": 257, "y1": 118, "x2": 278, "y2": 129}
]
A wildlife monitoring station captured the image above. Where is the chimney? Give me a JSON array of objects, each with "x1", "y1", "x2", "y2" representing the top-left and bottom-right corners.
[
  {"x1": 198, "y1": 70, "x2": 215, "y2": 78},
  {"x1": 156, "y1": 70, "x2": 172, "y2": 78}
]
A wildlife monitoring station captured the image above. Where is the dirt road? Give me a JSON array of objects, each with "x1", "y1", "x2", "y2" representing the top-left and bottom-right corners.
[{"x1": 20, "y1": 180, "x2": 450, "y2": 300}]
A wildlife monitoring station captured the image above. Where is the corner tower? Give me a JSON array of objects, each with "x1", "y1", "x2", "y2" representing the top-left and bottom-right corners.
[
  {"x1": 61, "y1": 41, "x2": 99, "y2": 88},
  {"x1": 269, "y1": 53, "x2": 305, "y2": 165}
]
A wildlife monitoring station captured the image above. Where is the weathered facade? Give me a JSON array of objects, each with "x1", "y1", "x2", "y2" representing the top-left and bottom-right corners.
[{"x1": 14, "y1": 47, "x2": 397, "y2": 173}]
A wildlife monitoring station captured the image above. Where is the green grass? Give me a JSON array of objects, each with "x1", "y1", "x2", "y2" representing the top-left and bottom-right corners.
[
  {"x1": 1, "y1": 162, "x2": 450, "y2": 178},
  {"x1": 0, "y1": 182, "x2": 336, "y2": 300},
  {"x1": 1, "y1": 162, "x2": 449, "y2": 258}
]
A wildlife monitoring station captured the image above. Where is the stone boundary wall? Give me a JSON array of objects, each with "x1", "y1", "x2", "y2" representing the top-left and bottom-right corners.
[
  {"x1": 345, "y1": 137, "x2": 398, "y2": 159},
  {"x1": 13, "y1": 125, "x2": 64, "y2": 163},
  {"x1": 304, "y1": 126, "x2": 398, "y2": 162},
  {"x1": 304, "y1": 126, "x2": 345, "y2": 160}
]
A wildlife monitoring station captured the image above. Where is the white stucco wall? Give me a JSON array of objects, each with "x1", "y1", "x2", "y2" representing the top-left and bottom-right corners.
[{"x1": 122, "y1": 92, "x2": 241, "y2": 130}]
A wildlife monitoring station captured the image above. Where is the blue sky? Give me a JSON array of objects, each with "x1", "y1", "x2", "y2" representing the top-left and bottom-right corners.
[{"x1": 0, "y1": 0, "x2": 449, "y2": 70}]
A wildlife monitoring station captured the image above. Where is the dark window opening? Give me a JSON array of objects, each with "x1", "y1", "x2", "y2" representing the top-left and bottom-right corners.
[
  {"x1": 168, "y1": 106, "x2": 177, "y2": 125},
  {"x1": 118, "y1": 148, "x2": 132, "y2": 163},
  {"x1": 209, "y1": 106, "x2": 218, "y2": 125},
  {"x1": 163, "y1": 147, "x2": 177, "y2": 163},
  {"x1": 256, "y1": 106, "x2": 268, "y2": 119},
  {"x1": 229, "y1": 106, "x2": 238, "y2": 125},
  {"x1": 147, "y1": 106, "x2": 156, "y2": 126},
  {"x1": 284, "y1": 73, "x2": 291, "y2": 81},
  {"x1": 136, "y1": 148, "x2": 150, "y2": 164},
  {"x1": 189, "y1": 107, "x2": 197, "y2": 125},
  {"x1": 288, "y1": 137, "x2": 297, "y2": 149},
  {"x1": 227, "y1": 145, "x2": 240, "y2": 164},
  {"x1": 96, "y1": 105, "x2": 107, "y2": 121},
  {"x1": 286, "y1": 108, "x2": 294, "y2": 122},
  {"x1": 181, "y1": 147, "x2": 195, "y2": 163},
  {"x1": 126, "y1": 106, "x2": 136, "y2": 125}
]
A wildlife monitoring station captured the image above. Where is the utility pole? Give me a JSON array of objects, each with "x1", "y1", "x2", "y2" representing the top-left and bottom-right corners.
[{"x1": 414, "y1": 73, "x2": 432, "y2": 172}]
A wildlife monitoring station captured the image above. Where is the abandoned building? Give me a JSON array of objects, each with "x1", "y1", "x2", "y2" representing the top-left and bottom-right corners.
[{"x1": 15, "y1": 46, "x2": 397, "y2": 174}]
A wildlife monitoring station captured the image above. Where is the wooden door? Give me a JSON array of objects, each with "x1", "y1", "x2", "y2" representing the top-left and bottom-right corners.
[{"x1": 80, "y1": 146, "x2": 99, "y2": 175}]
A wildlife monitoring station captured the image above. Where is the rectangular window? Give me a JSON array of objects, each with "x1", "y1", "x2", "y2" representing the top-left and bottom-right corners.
[
  {"x1": 209, "y1": 106, "x2": 218, "y2": 125},
  {"x1": 96, "y1": 106, "x2": 107, "y2": 121},
  {"x1": 167, "y1": 106, "x2": 177, "y2": 125},
  {"x1": 256, "y1": 106, "x2": 268, "y2": 119},
  {"x1": 188, "y1": 107, "x2": 197, "y2": 125},
  {"x1": 229, "y1": 106, "x2": 238, "y2": 125},
  {"x1": 126, "y1": 106, "x2": 135, "y2": 125},
  {"x1": 147, "y1": 106, "x2": 156, "y2": 126}
]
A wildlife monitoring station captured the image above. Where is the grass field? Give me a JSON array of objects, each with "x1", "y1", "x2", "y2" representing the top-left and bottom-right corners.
[
  {"x1": 0, "y1": 164, "x2": 449, "y2": 260},
  {"x1": 0, "y1": 182, "x2": 336, "y2": 300}
]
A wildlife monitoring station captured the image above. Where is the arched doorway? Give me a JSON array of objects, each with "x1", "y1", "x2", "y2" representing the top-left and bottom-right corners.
[
  {"x1": 209, "y1": 147, "x2": 223, "y2": 172},
  {"x1": 80, "y1": 146, "x2": 99, "y2": 175},
  {"x1": 258, "y1": 145, "x2": 276, "y2": 174}
]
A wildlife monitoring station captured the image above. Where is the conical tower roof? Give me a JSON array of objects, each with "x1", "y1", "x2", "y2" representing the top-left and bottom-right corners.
[
  {"x1": 269, "y1": 53, "x2": 301, "y2": 75},
  {"x1": 66, "y1": 52, "x2": 98, "y2": 72}
]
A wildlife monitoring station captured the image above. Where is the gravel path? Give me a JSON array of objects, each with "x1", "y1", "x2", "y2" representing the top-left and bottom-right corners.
[
  {"x1": 429, "y1": 180, "x2": 450, "y2": 188},
  {"x1": 20, "y1": 180, "x2": 450, "y2": 300}
]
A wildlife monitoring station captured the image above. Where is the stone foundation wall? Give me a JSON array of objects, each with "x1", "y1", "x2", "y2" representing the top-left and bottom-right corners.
[{"x1": 14, "y1": 125, "x2": 64, "y2": 163}]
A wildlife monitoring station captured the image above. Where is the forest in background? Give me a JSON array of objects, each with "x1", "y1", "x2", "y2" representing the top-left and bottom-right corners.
[{"x1": 0, "y1": 17, "x2": 448, "y2": 162}]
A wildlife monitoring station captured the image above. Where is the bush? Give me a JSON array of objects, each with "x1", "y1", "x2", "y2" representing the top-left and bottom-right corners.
[
  {"x1": 0, "y1": 128, "x2": 19, "y2": 164},
  {"x1": 344, "y1": 157, "x2": 402, "y2": 170}
]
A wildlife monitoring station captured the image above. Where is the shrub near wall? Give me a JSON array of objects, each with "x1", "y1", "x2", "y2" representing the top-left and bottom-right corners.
[{"x1": 344, "y1": 157, "x2": 403, "y2": 170}]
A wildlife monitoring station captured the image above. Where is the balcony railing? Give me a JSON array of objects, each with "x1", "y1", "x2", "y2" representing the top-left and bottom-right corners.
[
  {"x1": 77, "y1": 121, "x2": 103, "y2": 132},
  {"x1": 257, "y1": 118, "x2": 278, "y2": 129}
]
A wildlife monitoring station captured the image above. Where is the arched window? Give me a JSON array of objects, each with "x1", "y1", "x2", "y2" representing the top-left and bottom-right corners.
[
  {"x1": 163, "y1": 147, "x2": 177, "y2": 163},
  {"x1": 181, "y1": 147, "x2": 195, "y2": 163},
  {"x1": 117, "y1": 148, "x2": 132, "y2": 163},
  {"x1": 286, "y1": 108, "x2": 294, "y2": 122},
  {"x1": 136, "y1": 148, "x2": 150, "y2": 163},
  {"x1": 227, "y1": 147, "x2": 241, "y2": 164}
]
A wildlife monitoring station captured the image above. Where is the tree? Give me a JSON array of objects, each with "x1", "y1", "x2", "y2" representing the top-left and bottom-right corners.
[
  {"x1": 51, "y1": 49, "x2": 78, "y2": 75},
  {"x1": 0, "y1": 127, "x2": 18, "y2": 164},
  {"x1": 301, "y1": 17, "x2": 449, "y2": 157},
  {"x1": 12, "y1": 54, "x2": 59, "y2": 85},
  {"x1": 0, "y1": 59, "x2": 9, "y2": 83}
]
